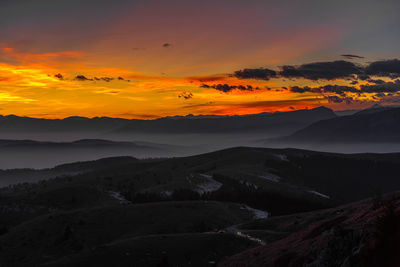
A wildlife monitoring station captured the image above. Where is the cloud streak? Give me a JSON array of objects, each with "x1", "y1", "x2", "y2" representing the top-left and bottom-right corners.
[
  {"x1": 201, "y1": 83, "x2": 260, "y2": 93},
  {"x1": 233, "y1": 68, "x2": 277, "y2": 80},
  {"x1": 71, "y1": 75, "x2": 129, "y2": 82},
  {"x1": 178, "y1": 92, "x2": 193, "y2": 100},
  {"x1": 341, "y1": 54, "x2": 364, "y2": 59},
  {"x1": 231, "y1": 59, "x2": 400, "y2": 82},
  {"x1": 289, "y1": 80, "x2": 400, "y2": 95},
  {"x1": 280, "y1": 60, "x2": 363, "y2": 80},
  {"x1": 365, "y1": 59, "x2": 400, "y2": 78}
]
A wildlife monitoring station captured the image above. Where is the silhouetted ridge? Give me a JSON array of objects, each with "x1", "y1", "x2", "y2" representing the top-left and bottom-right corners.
[
  {"x1": 0, "y1": 107, "x2": 336, "y2": 135},
  {"x1": 279, "y1": 107, "x2": 400, "y2": 143}
]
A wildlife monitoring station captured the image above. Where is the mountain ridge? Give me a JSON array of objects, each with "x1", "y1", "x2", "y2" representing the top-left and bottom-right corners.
[{"x1": 273, "y1": 107, "x2": 400, "y2": 143}]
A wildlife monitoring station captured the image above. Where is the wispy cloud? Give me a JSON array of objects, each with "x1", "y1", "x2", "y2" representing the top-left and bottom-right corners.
[{"x1": 341, "y1": 54, "x2": 364, "y2": 59}]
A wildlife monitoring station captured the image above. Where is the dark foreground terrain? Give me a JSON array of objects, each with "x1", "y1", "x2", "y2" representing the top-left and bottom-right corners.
[
  {"x1": 1, "y1": 147, "x2": 400, "y2": 266},
  {"x1": 220, "y1": 192, "x2": 400, "y2": 267}
]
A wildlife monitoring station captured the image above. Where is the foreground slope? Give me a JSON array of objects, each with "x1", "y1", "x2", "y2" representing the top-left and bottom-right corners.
[
  {"x1": 0, "y1": 201, "x2": 257, "y2": 267},
  {"x1": 220, "y1": 192, "x2": 400, "y2": 267}
]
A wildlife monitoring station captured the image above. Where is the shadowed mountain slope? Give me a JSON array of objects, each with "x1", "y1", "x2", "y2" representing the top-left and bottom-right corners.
[
  {"x1": 219, "y1": 192, "x2": 400, "y2": 267},
  {"x1": 275, "y1": 108, "x2": 400, "y2": 143}
]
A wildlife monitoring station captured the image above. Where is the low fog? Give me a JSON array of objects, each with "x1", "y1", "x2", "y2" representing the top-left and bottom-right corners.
[
  {"x1": 1, "y1": 106, "x2": 400, "y2": 169},
  {"x1": 1, "y1": 131, "x2": 400, "y2": 170}
]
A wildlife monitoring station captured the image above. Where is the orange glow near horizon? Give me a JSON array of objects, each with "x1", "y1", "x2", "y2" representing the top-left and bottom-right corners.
[
  {"x1": 0, "y1": 34, "x2": 392, "y2": 120},
  {"x1": 0, "y1": 50, "x2": 385, "y2": 120}
]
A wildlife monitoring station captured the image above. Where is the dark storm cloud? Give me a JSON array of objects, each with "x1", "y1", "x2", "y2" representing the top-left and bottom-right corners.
[
  {"x1": 233, "y1": 68, "x2": 277, "y2": 80},
  {"x1": 54, "y1": 73, "x2": 64, "y2": 80},
  {"x1": 341, "y1": 54, "x2": 364, "y2": 59},
  {"x1": 289, "y1": 86, "x2": 313, "y2": 93},
  {"x1": 94, "y1": 77, "x2": 114, "y2": 82},
  {"x1": 201, "y1": 83, "x2": 260, "y2": 93},
  {"x1": 72, "y1": 75, "x2": 128, "y2": 82},
  {"x1": 232, "y1": 60, "x2": 363, "y2": 81},
  {"x1": 74, "y1": 75, "x2": 92, "y2": 81},
  {"x1": 98, "y1": 76, "x2": 129, "y2": 82},
  {"x1": 366, "y1": 79, "x2": 385, "y2": 84},
  {"x1": 322, "y1": 85, "x2": 360, "y2": 94},
  {"x1": 326, "y1": 95, "x2": 356, "y2": 104},
  {"x1": 360, "y1": 80, "x2": 400, "y2": 93},
  {"x1": 365, "y1": 59, "x2": 400, "y2": 78},
  {"x1": 178, "y1": 92, "x2": 193, "y2": 100},
  {"x1": 232, "y1": 59, "x2": 400, "y2": 83},
  {"x1": 289, "y1": 85, "x2": 359, "y2": 94},
  {"x1": 279, "y1": 66, "x2": 304, "y2": 79},
  {"x1": 280, "y1": 60, "x2": 363, "y2": 80},
  {"x1": 289, "y1": 80, "x2": 400, "y2": 95},
  {"x1": 357, "y1": 74, "x2": 370, "y2": 80}
]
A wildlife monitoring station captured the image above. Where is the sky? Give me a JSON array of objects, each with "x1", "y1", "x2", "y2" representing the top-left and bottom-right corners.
[{"x1": 0, "y1": 0, "x2": 400, "y2": 119}]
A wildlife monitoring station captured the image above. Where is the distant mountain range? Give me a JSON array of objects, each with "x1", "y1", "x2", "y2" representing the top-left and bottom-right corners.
[
  {"x1": 353, "y1": 103, "x2": 395, "y2": 115},
  {"x1": 273, "y1": 106, "x2": 400, "y2": 143},
  {"x1": 333, "y1": 104, "x2": 394, "y2": 116},
  {"x1": 0, "y1": 107, "x2": 336, "y2": 138},
  {"x1": 2, "y1": 104, "x2": 400, "y2": 162},
  {"x1": 113, "y1": 106, "x2": 336, "y2": 135}
]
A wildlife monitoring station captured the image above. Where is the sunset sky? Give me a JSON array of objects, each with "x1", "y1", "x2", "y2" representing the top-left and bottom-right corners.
[{"x1": 1, "y1": 0, "x2": 400, "y2": 119}]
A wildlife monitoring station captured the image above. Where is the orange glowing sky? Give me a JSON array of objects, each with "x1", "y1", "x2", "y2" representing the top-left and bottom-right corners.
[{"x1": 0, "y1": 0, "x2": 399, "y2": 119}]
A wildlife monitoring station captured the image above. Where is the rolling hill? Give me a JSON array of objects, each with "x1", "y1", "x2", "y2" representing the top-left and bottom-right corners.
[
  {"x1": 3, "y1": 147, "x2": 400, "y2": 215},
  {"x1": 1, "y1": 147, "x2": 400, "y2": 266}
]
